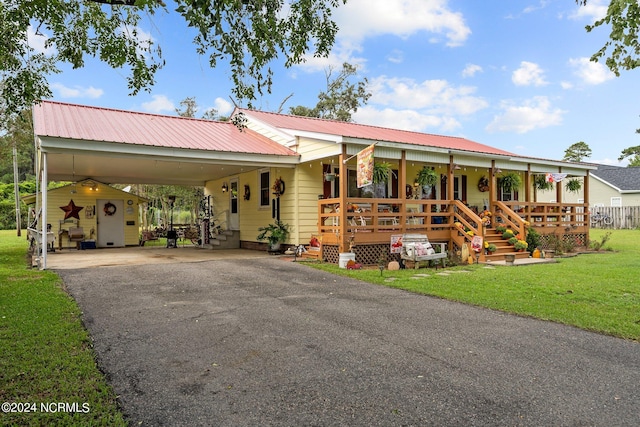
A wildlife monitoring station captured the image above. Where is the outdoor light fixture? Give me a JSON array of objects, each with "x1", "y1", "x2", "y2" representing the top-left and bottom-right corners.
[
  {"x1": 493, "y1": 168, "x2": 502, "y2": 176},
  {"x1": 221, "y1": 182, "x2": 229, "y2": 193},
  {"x1": 452, "y1": 163, "x2": 461, "y2": 171},
  {"x1": 81, "y1": 180, "x2": 98, "y2": 191}
]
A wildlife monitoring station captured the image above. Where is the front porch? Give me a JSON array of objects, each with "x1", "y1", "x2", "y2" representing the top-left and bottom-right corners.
[{"x1": 314, "y1": 198, "x2": 589, "y2": 265}]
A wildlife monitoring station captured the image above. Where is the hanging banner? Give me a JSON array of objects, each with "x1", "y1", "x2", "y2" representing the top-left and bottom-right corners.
[
  {"x1": 356, "y1": 144, "x2": 375, "y2": 188},
  {"x1": 545, "y1": 173, "x2": 567, "y2": 183}
]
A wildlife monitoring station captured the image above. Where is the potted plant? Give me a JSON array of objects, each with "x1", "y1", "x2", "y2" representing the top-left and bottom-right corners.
[
  {"x1": 416, "y1": 166, "x2": 438, "y2": 187},
  {"x1": 257, "y1": 220, "x2": 290, "y2": 253},
  {"x1": 485, "y1": 243, "x2": 497, "y2": 254},
  {"x1": 533, "y1": 174, "x2": 554, "y2": 191},
  {"x1": 373, "y1": 161, "x2": 392, "y2": 184},
  {"x1": 514, "y1": 240, "x2": 528, "y2": 251},
  {"x1": 508, "y1": 236, "x2": 518, "y2": 245},
  {"x1": 565, "y1": 178, "x2": 582, "y2": 194},
  {"x1": 499, "y1": 172, "x2": 522, "y2": 193}
]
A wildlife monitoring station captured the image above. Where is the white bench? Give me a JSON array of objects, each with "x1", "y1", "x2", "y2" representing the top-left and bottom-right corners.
[{"x1": 400, "y1": 233, "x2": 447, "y2": 269}]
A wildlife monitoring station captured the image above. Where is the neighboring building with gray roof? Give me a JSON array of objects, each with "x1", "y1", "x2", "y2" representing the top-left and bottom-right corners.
[{"x1": 589, "y1": 165, "x2": 640, "y2": 206}]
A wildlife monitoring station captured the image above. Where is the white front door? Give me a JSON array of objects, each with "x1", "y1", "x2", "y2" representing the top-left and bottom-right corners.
[
  {"x1": 97, "y1": 199, "x2": 125, "y2": 247},
  {"x1": 229, "y1": 178, "x2": 239, "y2": 230}
]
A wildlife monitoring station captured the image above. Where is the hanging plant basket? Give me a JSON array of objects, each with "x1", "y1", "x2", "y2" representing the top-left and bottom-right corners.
[
  {"x1": 533, "y1": 174, "x2": 553, "y2": 191},
  {"x1": 416, "y1": 166, "x2": 438, "y2": 187},
  {"x1": 373, "y1": 162, "x2": 392, "y2": 184},
  {"x1": 565, "y1": 178, "x2": 582, "y2": 194},
  {"x1": 499, "y1": 172, "x2": 522, "y2": 193}
]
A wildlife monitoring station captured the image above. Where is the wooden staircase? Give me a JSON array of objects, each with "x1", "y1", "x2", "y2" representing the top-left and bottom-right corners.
[{"x1": 483, "y1": 228, "x2": 529, "y2": 263}]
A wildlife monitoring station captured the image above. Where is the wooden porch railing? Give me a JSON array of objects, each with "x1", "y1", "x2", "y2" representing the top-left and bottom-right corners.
[
  {"x1": 316, "y1": 198, "x2": 589, "y2": 256},
  {"x1": 499, "y1": 201, "x2": 589, "y2": 231},
  {"x1": 318, "y1": 198, "x2": 455, "y2": 248}
]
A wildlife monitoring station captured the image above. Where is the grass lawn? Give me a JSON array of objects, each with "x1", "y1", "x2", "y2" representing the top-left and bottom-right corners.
[
  {"x1": 309, "y1": 229, "x2": 640, "y2": 341},
  {"x1": 0, "y1": 228, "x2": 637, "y2": 425},
  {"x1": 0, "y1": 230, "x2": 126, "y2": 426}
]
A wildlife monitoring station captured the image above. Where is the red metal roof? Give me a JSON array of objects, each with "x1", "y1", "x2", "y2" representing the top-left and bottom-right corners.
[
  {"x1": 241, "y1": 109, "x2": 515, "y2": 157},
  {"x1": 33, "y1": 101, "x2": 297, "y2": 157}
]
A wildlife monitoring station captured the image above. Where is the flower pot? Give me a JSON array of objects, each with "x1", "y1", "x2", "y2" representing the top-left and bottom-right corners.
[
  {"x1": 268, "y1": 242, "x2": 282, "y2": 253},
  {"x1": 504, "y1": 254, "x2": 516, "y2": 265}
]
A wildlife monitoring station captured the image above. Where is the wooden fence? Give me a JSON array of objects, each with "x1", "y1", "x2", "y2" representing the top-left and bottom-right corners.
[{"x1": 589, "y1": 206, "x2": 640, "y2": 229}]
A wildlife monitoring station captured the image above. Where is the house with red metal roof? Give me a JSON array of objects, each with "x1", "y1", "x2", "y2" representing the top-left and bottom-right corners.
[{"x1": 31, "y1": 101, "x2": 594, "y2": 268}]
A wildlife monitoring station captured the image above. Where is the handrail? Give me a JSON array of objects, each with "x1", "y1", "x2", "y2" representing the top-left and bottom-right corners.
[
  {"x1": 452, "y1": 200, "x2": 484, "y2": 262},
  {"x1": 493, "y1": 201, "x2": 526, "y2": 239}
]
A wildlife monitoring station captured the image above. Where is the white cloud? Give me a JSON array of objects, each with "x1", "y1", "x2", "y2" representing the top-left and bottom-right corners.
[
  {"x1": 569, "y1": 0, "x2": 608, "y2": 21},
  {"x1": 569, "y1": 57, "x2": 614, "y2": 85},
  {"x1": 213, "y1": 97, "x2": 233, "y2": 116},
  {"x1": 387, "y1": 49, "x2": 404, "y2": 64},
  {"x1": 367, "y1": 75, "x2": 488, "y2": 116},
  {"x1": 299, "y1": 0, "x2": 470, "y2": 71},
  {"x1": 523, "y1": 1, "x2": 550, "y2": 14},
  {"x1": 335, "y1": 0, "x2": 470, "y2": 46},
  {"x1": 462, "y1": 64, "x2": 483, "y2": 78},
  {"x1": 353, "y1": 106, "x2": 461, "y2": 133},
  {"x1": 141, "y1": 95, "x2": 174, "y2": 113},
  {"x1": 27, "y1": 26, "x2": 55, "y2": 55},
  {"x1": 51, "y1": 83, "x2": 103, "y2": 99},
  {"x1": 512, "y1": 61, "x2": 547, "y2": 86},
  {"x1": 560, "y1": 81, "x2": 573, "y2": 90},
  {"x1": 486, "y1": 96, "x2": 565, "y2": 134}
]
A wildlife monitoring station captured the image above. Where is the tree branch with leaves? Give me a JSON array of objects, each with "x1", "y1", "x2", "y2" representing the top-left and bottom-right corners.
[{"x1": 0, "y1": 0, "x2": 347, "y2": 124}]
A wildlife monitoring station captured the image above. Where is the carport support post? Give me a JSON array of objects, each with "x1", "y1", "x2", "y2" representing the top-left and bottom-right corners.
[{"x1": 41, "y1": 152, "x2": 48, "y2": 270}]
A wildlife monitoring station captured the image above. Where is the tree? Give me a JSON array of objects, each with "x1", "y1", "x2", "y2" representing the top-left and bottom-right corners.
[
  {"x1": 0, "y1": 0, "x2": 346, "y2": 124},
  {"x1": 576, "y1": 0, "x2": 640, "y2": 76},
  {"x1": 289, "y1": 62, "x2": 371, "y2": 122},
  {"x1": 563, "y1": 141, "x2": 592, "y2": 162},
  {"x1": 618, "y1": 145, "x2": 640, "y2": 167}
]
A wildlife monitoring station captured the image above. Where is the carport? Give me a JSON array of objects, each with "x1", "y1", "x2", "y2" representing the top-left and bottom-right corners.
[{"x1": 32, "y1": 100, "x2": 299, "y2": 269}]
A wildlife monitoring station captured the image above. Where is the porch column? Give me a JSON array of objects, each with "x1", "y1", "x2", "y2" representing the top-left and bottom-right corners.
[
  {"x1": 583, "y1": 171, "x2": 590, "y2": 206},
  {"x1": 489, "y1": 160, "x2": 497, "y2": 209},
  {"x1": 338, "y1": 145, "x2": 348, "y2": 253},
  {"x1": 399, "y1": 151, "x2": 407, "y2": 198},
  {"x1": 556, "y1": 167, "x2": 563, "y2": 204},
  {"x1": 41, "y1": 152, "x2": 48, "y2": 270},
  {"x1": 448, "y1": 155, "x2": 455, "y2": 201},
  {"x1": 525, "y1": 164, "x2": 531, "y2": 203}
]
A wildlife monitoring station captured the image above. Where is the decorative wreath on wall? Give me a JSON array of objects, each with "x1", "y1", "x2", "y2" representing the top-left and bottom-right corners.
[
  {"x1": 477, "y1": 176, "x2": 490, "y2": 192},
  {"x1": 103, "y1": 201, "x2": 117, "y2": 216},
  {"x1": 272, "y1": 177, "x2": 286, "y2": 197},
  {"x1": 244, "y1": 184, "x2": 251, "y2": 200}
]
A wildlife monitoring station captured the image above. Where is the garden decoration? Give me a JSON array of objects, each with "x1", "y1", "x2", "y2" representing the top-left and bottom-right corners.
[
  {"x1": 272, "y1": 177, "x2": 285, "y2": 197},
  {"x1": 477, "y1": 176, "x2": 490, "y2": 192},
  {"x1": 59, "y1": 199, "x2": 84, "y2": 220}
]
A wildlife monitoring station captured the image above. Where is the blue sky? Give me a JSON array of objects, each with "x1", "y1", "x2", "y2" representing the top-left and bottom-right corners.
[{"x1": 31, "y1": 0, "x2": 638, "y2": 165}]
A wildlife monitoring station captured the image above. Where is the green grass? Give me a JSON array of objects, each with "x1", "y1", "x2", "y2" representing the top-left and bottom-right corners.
[
  {"x1": 0, "y1": 230, "x2": 126, "y2": 426},
  {"x1": 309, "y1": 229, "x2": 640, "y2": 341}
]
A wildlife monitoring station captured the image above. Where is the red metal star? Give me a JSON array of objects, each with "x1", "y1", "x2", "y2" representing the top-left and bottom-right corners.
[{"x1": 59, "y1": 199, "x2": 84, "y2": 220}]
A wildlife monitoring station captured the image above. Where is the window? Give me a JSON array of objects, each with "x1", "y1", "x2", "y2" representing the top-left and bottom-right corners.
[
  {"x1": 259, "y1": 170, "x2": 270, "y2": 207},
  {"x1": 611, "y1": 197, "x2": 622, "y2": 207}
]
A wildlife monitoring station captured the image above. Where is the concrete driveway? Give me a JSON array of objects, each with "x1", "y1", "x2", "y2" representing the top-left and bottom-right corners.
[{"x1": 57, "y1": 257, "x2": 639, "y2": 426}]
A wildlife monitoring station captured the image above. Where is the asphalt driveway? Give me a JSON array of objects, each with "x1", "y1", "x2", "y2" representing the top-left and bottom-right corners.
[{"x1": 58, "y1": 258, "x2": 640, "y2": 426}]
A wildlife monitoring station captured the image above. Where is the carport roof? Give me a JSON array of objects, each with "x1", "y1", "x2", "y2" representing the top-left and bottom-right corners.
[{"x1": 33, "y1": 101, "x2": 299, "y2": 186}]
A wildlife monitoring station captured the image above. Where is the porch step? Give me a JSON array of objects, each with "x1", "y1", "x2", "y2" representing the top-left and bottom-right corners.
[
  {"x1": 208, "y1": 229, "x2": 240, "y2": 250},
  {"x1": 485, "y1": 251, "x2": 529, "y2": 263}
]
